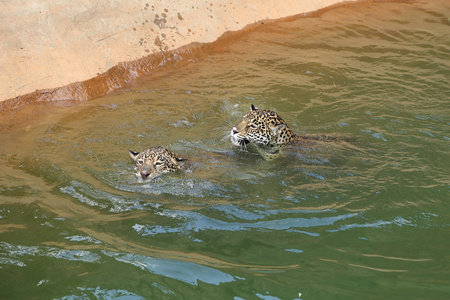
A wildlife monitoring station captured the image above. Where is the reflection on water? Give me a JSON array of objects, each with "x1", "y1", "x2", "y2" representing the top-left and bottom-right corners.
[
  {"x1": 1, "y1": 1, "x2": 450, "y2": 299},
  {"x1": 103, "y1": 250, "x2": 236, "y2": 286}
]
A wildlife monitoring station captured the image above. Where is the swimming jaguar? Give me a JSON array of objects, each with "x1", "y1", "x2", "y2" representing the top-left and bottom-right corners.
[
  {"x1": 231, "y1": 104, "x2": 341, "y2": 154},
  {"x1": 129, "y1": 147, "x2": 186, "y2": 180}
]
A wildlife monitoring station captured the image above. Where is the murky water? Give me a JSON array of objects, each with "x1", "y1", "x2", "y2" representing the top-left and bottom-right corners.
[{"x1": 1, "y1": 1, "x2": 449, "y2": 299}]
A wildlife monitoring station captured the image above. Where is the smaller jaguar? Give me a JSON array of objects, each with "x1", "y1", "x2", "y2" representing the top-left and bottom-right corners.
[{"x1": 129, "y1": 147, "x2": 186, "y2": 180}]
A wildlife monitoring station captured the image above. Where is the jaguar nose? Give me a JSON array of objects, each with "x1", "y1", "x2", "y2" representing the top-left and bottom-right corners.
[
  {"x1": 140, "y1": 170, "x2": 150, "y2": 179},
  {"x1": 232, "y1": 128, "x2": 238, "y2": 135}
]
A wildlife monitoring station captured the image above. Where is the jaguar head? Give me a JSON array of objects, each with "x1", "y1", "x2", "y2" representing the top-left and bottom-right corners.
[
  {"x1": 231, "y1": 104, "x2": 294, "y2": 148},
  {"x1": 129, "y1": 147, "x2": 186, "y2": 180}
]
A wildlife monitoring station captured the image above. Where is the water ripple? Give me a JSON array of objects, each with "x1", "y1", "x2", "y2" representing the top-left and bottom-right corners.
[
  {"x1": 0, "y1": 242, "x2": 101, "y2": 266},
  {"x1": 103, "y1": 250, "x2": 235, "y2": 286},
  {"x1": 133, "y1": 210, "x2": 359, "y2": 236}
]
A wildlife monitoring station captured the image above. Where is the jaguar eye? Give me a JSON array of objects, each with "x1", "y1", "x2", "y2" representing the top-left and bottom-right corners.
[
  {"x1": 154, "y1": 162, "x2": 163, "y2": 167},
  {"x1": 249, "y1": 124, "x2": 258, "y2": 129},
  {"x1": 137, "y1": 160, "x2": 144, "y2": 165}
]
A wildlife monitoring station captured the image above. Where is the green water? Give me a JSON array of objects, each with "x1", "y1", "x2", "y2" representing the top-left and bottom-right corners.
[{"x1": 1, "y1": 1, "x2": 449, "y2": 299}]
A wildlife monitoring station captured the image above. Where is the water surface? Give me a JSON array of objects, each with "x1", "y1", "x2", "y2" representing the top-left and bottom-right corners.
[{"x1": 1, "y1": 1, "x2": 449, "y2": 299}]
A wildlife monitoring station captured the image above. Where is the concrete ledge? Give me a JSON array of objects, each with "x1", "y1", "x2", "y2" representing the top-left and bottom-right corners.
[{"x1": 0, "y1": 0, "x2": 353, "y2": 107}]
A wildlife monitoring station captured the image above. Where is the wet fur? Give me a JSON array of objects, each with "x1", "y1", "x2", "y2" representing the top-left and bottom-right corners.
[
  {"x1": 129, "y1": 147, "x2": 186, "y2": 180},
  {"x1": 231, "y1": 104, "x2": 350, "y2": 156}
]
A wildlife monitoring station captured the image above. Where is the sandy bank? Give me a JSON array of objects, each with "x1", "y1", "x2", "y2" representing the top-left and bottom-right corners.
[{"x1": 0, "y1": 0, "x2": 353, "y2": 108}]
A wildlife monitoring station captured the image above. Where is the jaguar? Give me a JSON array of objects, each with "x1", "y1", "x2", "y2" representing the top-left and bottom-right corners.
[
  {"x1": 129, "y1": 147, "x2": 186, "y2": 180},
  {"x1": 231, "y1": 104, "x2": 341, "y2": 154}
]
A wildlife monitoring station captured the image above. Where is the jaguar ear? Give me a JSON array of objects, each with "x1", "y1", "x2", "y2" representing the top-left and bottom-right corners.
[
  {"x1": 129, "y1": 150, "x2": 140, "y2": 160},
  {"x1": 251, "y1": 104, "x2": 258, "y2": 111},
  {"x1": 175, "y1": 157, "x2": 187, "y2": 166},
  {"x1": 271, "y1": 123, "x2": 286, "y2": 135}
]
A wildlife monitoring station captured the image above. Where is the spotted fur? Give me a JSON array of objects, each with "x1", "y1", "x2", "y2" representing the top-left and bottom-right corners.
[
  {"x1": 230, "y1": 104, "x2": 295, "y2": 148},
  {"x1": 129, "y1": 147, "x2": 186, "y2": 180},
  {"x1": 231, "y1": 104, "x2": 340, "y2": 151}
]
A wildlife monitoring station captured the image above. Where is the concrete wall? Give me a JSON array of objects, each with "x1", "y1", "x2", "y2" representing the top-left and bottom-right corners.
[{"x1": 0, "y1": 0, "x2": 351, "y2": 105}]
